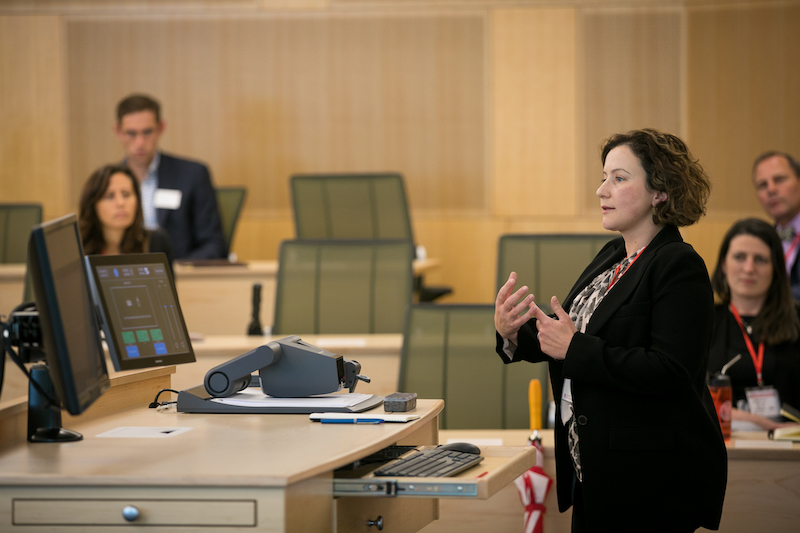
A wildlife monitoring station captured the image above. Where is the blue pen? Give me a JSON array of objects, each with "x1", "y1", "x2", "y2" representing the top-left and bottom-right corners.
[{"x1": 320, "y1": 418, "x2": 384, "y2": 424}]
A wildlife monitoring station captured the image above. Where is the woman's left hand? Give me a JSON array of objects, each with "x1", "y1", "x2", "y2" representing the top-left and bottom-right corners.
[{"x1": 532, "y1": 296, "x2": 577, "y2": 361}]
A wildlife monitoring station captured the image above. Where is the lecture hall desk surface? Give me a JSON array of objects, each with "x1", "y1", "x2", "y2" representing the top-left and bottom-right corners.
[{"x1": 0, "y1": 366, "x2": 536, "y2": 533}]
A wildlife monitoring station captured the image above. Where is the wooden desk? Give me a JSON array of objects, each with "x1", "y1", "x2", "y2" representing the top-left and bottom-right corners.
[
  {"x1": 0, "y1": 368, "x2": 535, "y2": 532},
  {"x1": 422, "y1": 429, "x2": 800, "y2": 533}
]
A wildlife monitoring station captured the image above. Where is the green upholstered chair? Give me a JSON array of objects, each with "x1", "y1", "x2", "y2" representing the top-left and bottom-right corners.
[
  {"x1": 497, "y1": 233, "x2": 615, "y2": 315},
  {"x1": 290, "y1": 173, "x2": 451, "y2": 302},
  {"x1": 215, "y1": 187, "x2": 247, "y2": 256},
  {"x1": 0, "y1": 203, "x2": 42, "y2": 264},
  {"x1": 398, "y1": 304, "x2": 549, "y2": 430},
  {"x1": 272, "y1": 239, "x2": 414, "y2": 335},
  {"x1": 291, "y1": 173, "x2": 412, "y2": 240}
]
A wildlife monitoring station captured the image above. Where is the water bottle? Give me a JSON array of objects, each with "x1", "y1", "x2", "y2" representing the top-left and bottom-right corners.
[{"x1": 708, "y1": 373, "x2": 732, "y2": 440}]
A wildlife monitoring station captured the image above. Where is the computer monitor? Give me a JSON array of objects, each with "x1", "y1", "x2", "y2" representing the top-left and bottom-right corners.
[
  {"x1": 27, "y1": 214, "x2": 110, "y2": 441},
  {"x1": 84, "y1": 253, "x2": 195, "y2": 372}
]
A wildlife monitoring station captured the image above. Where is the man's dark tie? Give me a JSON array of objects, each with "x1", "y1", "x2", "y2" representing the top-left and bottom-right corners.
[{"x1": 778, "y1": 226, "x2": 796, "y2": 243}]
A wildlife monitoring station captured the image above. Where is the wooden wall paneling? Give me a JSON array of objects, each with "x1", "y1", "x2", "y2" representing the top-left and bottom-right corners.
[
  {"x1": 578, "y1": 7, "x2": 683, "y2": 213},
  {"x1": 491, "y1": 8, "x2": 577, "y2": 219},
  {"x1": 687, "y1": 2, "x2": 800, "y2": 218},
  {"x1": 0, "y1": 15, "x2": 68, "y2": 221},
  {"x1": 233, "y1": 215, "x2": 294, "y2": 260},
  {"x1": 414, "y1": 216, "x2": 506, "y2": 304},
  {"x1": 68, "y1": 19, "x2": 174, "y2": 214},
  {"x1": 66, "y1": 15, "x2": 486, "y2": 263},
  {"x1": 66, "y1": 14, "x2": 487, "y2": 212}
]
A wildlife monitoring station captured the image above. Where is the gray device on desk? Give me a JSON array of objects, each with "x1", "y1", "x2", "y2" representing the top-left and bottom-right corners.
[
  {"x1": 204, "y1": 335, "x2": 370, "y2": 397},
  {"x1": 177, "y1": 336, "x2": 383, "y2": 414}
]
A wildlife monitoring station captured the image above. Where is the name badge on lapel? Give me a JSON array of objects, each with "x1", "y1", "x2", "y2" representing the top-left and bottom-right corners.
[{"x1": 154, "y1": 189, "x2": 182, "y2": 210}]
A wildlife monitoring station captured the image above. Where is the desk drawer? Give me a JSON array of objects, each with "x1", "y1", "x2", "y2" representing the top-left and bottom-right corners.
[
  {"x1": 13, "y1": 498, "x2": 256, "y2": 526},
  {"x1": 336, "y1": 497, "x2": 435, "y2": 533}
]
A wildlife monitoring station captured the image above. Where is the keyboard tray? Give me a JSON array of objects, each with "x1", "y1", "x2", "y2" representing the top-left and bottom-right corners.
[{"x1": 372, "y1": 447, "x2": 484, "y2": 478}]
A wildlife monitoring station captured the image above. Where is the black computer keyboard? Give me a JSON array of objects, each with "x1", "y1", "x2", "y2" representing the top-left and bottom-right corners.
[{"x1": 372, "y1": 447, "x2": 484, "y2": 478}]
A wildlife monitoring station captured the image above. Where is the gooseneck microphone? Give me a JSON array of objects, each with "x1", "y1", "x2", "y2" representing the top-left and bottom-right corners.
[{"x1": 247, "y1": 283, "x2": 263, "y2": 336}]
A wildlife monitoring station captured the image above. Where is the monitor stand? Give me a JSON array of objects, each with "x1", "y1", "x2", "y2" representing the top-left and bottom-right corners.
[{"x1": 27, "y1": 365, "x2": 82, "y2": 443}]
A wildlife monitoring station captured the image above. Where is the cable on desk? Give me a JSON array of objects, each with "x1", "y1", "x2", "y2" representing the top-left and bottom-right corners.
[{"x1": 149, "y1": 388, "x2": 181, "y2": 408}]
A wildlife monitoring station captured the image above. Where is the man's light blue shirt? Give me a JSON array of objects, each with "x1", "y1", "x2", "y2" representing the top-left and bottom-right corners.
[{"x1": 141, "y1": 152, "x2": 160, "y2": 230}]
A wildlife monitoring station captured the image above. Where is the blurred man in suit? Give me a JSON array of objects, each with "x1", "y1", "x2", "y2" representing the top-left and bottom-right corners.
[
  {"x1": 114, "y1": 94, "x2": 226, "y2": 260},
  {"x1": 753, "y1": 151, "x2": 800, "y2": 300}
]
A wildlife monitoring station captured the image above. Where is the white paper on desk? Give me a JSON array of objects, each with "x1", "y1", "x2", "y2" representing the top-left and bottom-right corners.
[
  {"x1": 210, "y1": 389, "x2": 373, "y2": 408},
  {"x1": 97, "y1": 427, "x2": 193, "y2": 438}
]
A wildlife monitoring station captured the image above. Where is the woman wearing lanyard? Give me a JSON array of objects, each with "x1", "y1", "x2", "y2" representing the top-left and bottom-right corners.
[
  {"x1": 495, "y1": 129, "x2": 727, "y2": 533},
  {"x1": 709, "y1": 218, "x2": 800, "y2": 431}
]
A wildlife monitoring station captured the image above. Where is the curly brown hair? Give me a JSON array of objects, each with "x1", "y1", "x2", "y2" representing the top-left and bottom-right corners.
[
  {"x1": 601, "y1": 129, "x2": 711, "y2": 227},
  {"x1": 78, "y1": 164, "x2": 147, "y2": 255}
]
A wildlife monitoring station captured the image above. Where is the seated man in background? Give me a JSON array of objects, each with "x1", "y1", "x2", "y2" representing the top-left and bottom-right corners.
[
  {"x1": 114, "y1": 93, "x2": 226, "y2": 260},
  {"x1": 752, "y1": 151, "x2": 800, "y2": 300}
]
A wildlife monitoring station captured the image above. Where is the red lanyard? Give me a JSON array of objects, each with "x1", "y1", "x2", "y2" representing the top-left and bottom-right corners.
[
  {"x1": 784, "y1": 230, "x2": 800, "y2": 265},
  {"x1": 607, "y1": 247, "x2": 645, "y2": 292},
  {"x1": 729, "y1": 303, "x2": 765, "y2": 387}
]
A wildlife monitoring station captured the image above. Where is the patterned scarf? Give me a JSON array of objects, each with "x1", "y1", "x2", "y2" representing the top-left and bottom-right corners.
[{"x1": 562, "y1": 248, "x2": 643, "y2": 483}]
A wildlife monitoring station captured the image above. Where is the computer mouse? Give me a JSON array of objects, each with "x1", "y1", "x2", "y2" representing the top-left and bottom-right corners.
[{"x1": 438, "y1": 442, "x2": 481, "y2": 454}]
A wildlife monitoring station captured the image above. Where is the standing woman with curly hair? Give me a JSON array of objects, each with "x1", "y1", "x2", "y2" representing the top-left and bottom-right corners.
[
  {"x1": 78, "y1": 164, "x2": 174, "y2": 265},
  {"x1": 495, "y1": 129, "x2": 727, "y2": 532}
]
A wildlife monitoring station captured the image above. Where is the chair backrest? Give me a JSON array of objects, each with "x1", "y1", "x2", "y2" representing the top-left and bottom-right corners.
[
  {"x1": 215, "y1": 187, "x2": 247, "y2": 253},
  {"x1": 398, "y1": 304, "x2": 548, "y2": 429},
  {"x1": 497, "y1": 234, "x2": 614, "y2": 314},
  {"x1": 290, "y1": 173, "x2": 414, "y2": 242},
  {"x1": 0, "y1": 203, "x2": 42, "y2": 263},
  {"x1": 273, "y1": 239, "x2": 414, "y2": 335}
]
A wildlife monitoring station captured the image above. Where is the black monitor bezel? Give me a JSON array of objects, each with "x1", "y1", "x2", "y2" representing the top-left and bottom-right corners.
[
  {"x1": 27, "y1": 214, "x2": 110, "y2": 416},
  {"x1": 85, "y1": 252, "x2": 196, "y2": 372}
]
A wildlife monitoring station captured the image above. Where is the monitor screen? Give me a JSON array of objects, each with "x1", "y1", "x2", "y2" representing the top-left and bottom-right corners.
[
  {"x1": 85, "y1": 253, "x2": 195, "y2": 371},
  {"x1": 28, "y1": 214, "x2": 110, "y2": 416}
]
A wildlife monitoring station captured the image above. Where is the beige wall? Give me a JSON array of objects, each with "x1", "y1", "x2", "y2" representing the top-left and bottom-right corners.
[{"x1": 2, "y1": 0, "x2": 798, "y2": 304}]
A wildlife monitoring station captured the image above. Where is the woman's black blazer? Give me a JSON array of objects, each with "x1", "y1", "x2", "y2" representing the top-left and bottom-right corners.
[{"x1": 496, "y1": 225, "x2": 727, "y2": 531}]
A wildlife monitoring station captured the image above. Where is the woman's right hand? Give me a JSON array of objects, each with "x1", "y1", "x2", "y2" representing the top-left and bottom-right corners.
[{"x1": 495, "y1": 272, "x2": 537, "y2": 344}]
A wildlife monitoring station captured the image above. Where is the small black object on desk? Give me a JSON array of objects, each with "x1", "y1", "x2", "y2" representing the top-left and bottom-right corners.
[
  {"x1": 438, "y1": 442, "x2": 481, "y2": 454},
  {"x1": 384, "y1": 392, "x2": 417, "y2": 412},
  {"x1": 247, "y1": 283, "x2": 263, "y2": 336}
]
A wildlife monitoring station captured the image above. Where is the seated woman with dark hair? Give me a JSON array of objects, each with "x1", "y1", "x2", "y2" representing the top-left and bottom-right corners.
[
  {"x1": 78, "y1": 164, "x2": 174, "y2": 265},
  {"x1": 709, "y1": 217, "x2": 800, "y2": 431}
]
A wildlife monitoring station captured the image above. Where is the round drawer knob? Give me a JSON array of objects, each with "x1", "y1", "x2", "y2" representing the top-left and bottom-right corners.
[
  {"x1": 367, "y1": 515, "x2": 384, "y2": 530},
  {"x1": 122, "y1": 505, "x2": 140, "y2": 522}
]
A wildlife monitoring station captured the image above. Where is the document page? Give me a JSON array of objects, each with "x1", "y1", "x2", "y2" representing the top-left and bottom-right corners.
[{"x1": 209, "y1": 389, "x2": 374, "y2": 408}]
